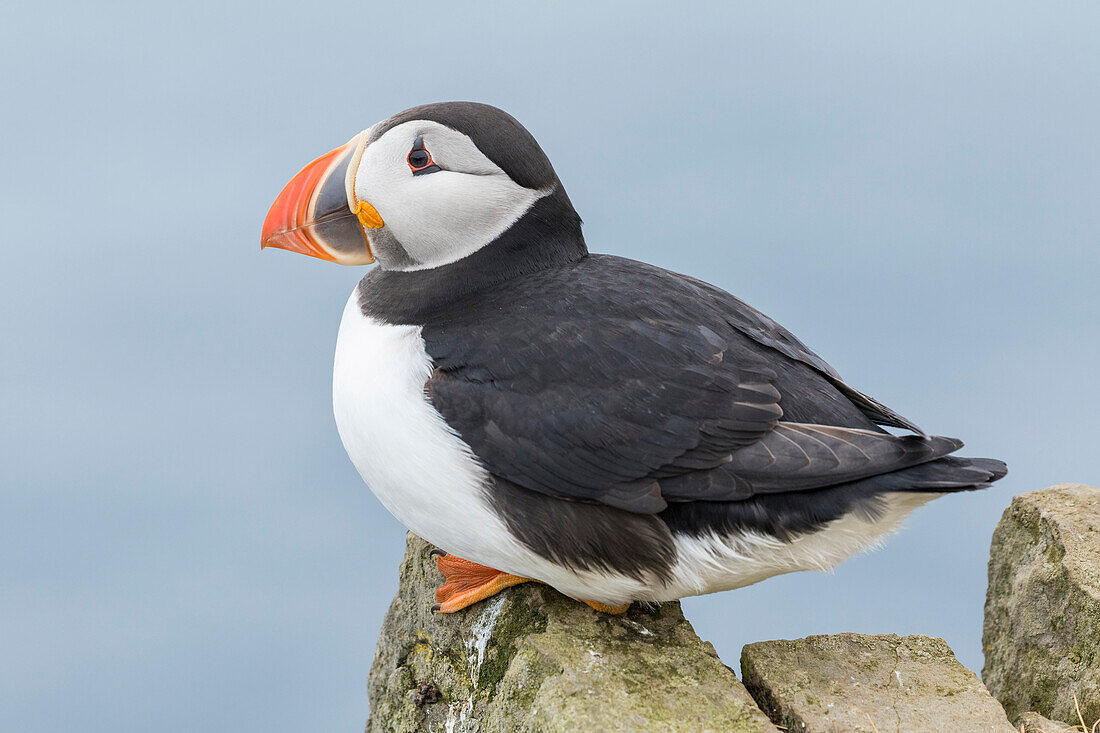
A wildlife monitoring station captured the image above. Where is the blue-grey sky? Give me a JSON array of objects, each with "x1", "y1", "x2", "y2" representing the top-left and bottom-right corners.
[{"x1": 2, "y1": 2, "x2": 1098, "y2": 731}]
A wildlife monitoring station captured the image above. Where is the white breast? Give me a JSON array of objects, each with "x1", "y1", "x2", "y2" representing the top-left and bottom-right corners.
[{"x1": 332, "y1": 291, "x2": 520, "y2": 567}]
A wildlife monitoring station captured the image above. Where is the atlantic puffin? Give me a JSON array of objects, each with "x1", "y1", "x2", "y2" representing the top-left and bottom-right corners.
[{"x1": 261, "y1": 102, "x2": 1006, "y2": 615}]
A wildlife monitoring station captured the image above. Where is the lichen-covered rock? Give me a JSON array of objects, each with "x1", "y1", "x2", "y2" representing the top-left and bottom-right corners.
[
  {"x1": 1016, "y1": 711, "x2": 1073, "y2": 732},
  {"x1": 741, "y1": 633, "x2": 1015, "y2": 732},
  {"x1": 983, "y1": 483, "x2": 1100, "y2": 725},
  {"x1": 366, "y1": 533, "x2": 777, "y2": 732}
]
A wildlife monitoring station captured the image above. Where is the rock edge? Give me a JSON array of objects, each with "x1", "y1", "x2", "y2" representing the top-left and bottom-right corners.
[
  {"x1": 983, "y1": 483, "x2": 1100, "y2": 725},
  {"x1": 366, "y1": 533, "x2": 775, "y2": 732}
]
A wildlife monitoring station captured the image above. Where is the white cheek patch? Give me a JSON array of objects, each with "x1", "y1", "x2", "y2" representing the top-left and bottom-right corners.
[
  {"x1": 353, "y1": 120, "x2": 551, "y2": 270},
  {"x1": 379, "y1": 170, "x2": 544, "y2": 268}
]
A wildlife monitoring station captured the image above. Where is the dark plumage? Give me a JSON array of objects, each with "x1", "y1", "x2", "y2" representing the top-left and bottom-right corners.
[{"x1": 358, "y1": 199, "x2": 1005, "y2": 576}]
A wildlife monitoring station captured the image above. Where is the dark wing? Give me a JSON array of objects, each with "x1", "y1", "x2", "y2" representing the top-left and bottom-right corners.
[
  {"x1": 676, "y1": 272, "x2": 925, "y2": 434},
  {"x1": 427, "y1": 316, "x2": 784, "y2": 513},
  {"x1": 422, "y1": 255, "x2": 941, "y2": 514}
]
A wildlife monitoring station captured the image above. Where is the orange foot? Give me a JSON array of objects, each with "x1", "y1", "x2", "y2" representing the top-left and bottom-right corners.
[
  {"x1": 582, "y1": 599, "x2": 632, "y2": 615},
  {"x1": 431, "y1": 550, "x2": 531, "y2": 613},
  {"x1": 429, "y1": 549, "x2": 634, "y2": 615}
]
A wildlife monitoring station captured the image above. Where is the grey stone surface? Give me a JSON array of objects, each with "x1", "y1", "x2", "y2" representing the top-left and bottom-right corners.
[
  {"x1": 1016, "y1": 711, "x2": 1074, "y2": 732},
  {"x1": 983, "y1": 483, "x2": 1100, "y2": 726},
  {"x1": 366, "y1": 532, "x2": 777, "y2": 732},
  {"x1": 741, "y1": 633, "x2": 1015, "y2": 732}
]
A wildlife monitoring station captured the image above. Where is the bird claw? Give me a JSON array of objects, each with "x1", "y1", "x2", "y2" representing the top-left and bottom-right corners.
[{"x1": 431, "y1": 553, "x2": 529, "y2": 613}]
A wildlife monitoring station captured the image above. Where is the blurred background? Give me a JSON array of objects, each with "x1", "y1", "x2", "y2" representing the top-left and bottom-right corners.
[{"x1": 2, "y1": 1, "x2": 1098, "y2": 731}]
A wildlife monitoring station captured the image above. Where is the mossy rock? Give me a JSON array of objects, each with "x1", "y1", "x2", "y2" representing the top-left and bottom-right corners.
[
  {"x1": 366, "y1": 533, "x2": 776, "y2": 732},
  {"x1": 741, "y1": 633, "x2": 1015, "y2": 732},
  {"x1": 983, "y1": 484, "x2": 1100, "y2": 726}
]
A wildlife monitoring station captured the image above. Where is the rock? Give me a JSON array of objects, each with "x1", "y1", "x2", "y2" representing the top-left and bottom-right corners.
[
  {"x1": 983, "y1": 483, "x2": 1100, "y2": 726},
  {"x1": 1016, "y1": 711, "x2": 1073, "y2": 732},
  {"x1": 366, "y1": 533, "x2": 777, "y2": 732},
  {"x1": 740, "y1": 633, "x2": 1016, "y2": 732}
]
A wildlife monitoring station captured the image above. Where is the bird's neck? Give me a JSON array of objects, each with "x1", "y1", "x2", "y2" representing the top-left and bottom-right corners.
[{"x1": 357, "y1": 187, "x2": 588, "y2": 325}]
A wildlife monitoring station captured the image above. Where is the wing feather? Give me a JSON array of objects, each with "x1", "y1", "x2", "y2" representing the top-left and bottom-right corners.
[{"x1": 420, "y1": 255, "x2": 941, "y2": 514}]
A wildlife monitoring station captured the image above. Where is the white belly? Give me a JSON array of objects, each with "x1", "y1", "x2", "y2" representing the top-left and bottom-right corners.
[
  {"x1": 662, "y1": 491, "x2": 939, "y2": 600},
  {"x1": 332, "y1": 292, "x2": 517, "y2": 568}
]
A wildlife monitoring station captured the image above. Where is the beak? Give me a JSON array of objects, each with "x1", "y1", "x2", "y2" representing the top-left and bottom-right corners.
[{"x1": 260, "y1": 133, "x2": 382, "y2": 265}]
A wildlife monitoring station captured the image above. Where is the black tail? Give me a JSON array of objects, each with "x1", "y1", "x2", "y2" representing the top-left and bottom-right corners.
[
  {"x1": 847, "y1": 455, "x2": 1008, "y2": 494},
  {"x1": 661, "y1": 454, "x2": 1007, "y2": 541}
]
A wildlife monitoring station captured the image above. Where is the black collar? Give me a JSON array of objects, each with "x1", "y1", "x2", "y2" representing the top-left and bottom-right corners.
[{"x1": 357, "y1": 187, "x2": 587, "y2": 325}]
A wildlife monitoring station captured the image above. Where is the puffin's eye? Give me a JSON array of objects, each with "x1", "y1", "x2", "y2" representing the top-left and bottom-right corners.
[{"x1": 407, "y1": 136, "x2": 440, "y2": 175}]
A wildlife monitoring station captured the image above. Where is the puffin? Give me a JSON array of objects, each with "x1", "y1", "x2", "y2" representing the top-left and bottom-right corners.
[{"x1": 261, "y1": 102, "x2": 1006, "y2": 615}]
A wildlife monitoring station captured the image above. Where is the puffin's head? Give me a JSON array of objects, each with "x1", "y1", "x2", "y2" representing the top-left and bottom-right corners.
[{"x1": 261, "y1": 102, "x2": 577, "y2": 271}]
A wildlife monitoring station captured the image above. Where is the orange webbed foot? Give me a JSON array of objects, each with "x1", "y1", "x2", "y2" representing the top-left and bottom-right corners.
[
  {"x1": 581, "y1": 599, "x2": 632, "y2": 615},
  {"x1": 430, "y1": 550, "x2": 531, "y2": 613}
]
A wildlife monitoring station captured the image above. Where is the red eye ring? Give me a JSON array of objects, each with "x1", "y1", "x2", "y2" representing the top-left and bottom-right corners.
[
  {"x1": 407, "y1": 135, "x2": 439, "y2": 175},
  {"x1": 407, "y1": 148, "x2": 433, "y2": 171}
]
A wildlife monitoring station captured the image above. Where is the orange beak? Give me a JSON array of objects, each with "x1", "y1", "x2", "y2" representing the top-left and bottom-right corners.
[{"x1": 260, "y1": 134, "x2": 380, "y2": 265}]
